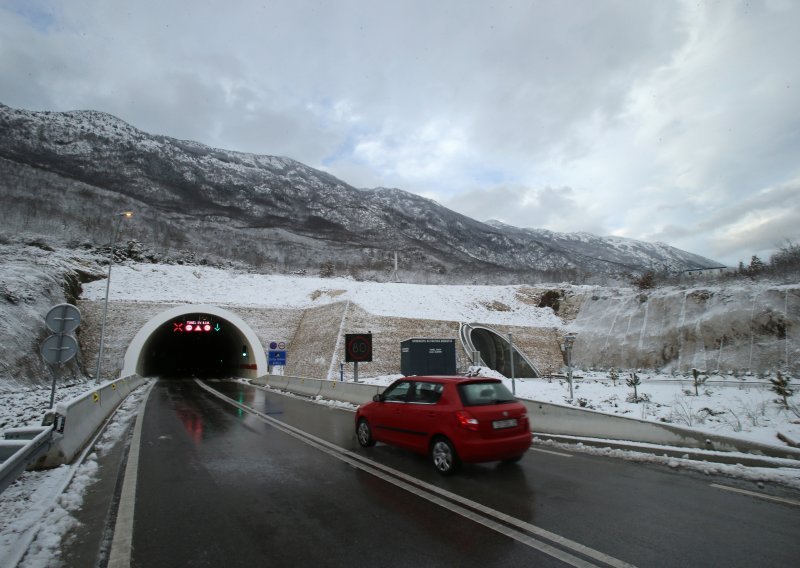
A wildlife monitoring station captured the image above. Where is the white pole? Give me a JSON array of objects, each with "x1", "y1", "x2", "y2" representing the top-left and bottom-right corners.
[
  {"x1": 508, "y1": 332, "x2": 516, "y2": 395},
  {"x1": 95, "y1": 212, "x2": 132, "y2": 383}
]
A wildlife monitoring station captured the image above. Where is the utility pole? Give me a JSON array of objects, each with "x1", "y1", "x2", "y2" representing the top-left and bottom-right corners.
[
  {"x1": 508, "y1": 332, "x2": 516, "y2": 395},
  {"x1": 562, "y1": 333, "x2": 577, "y2": 401},
  {"x1": 390, "y1": 251, "x2": 399, "y2": 282}
]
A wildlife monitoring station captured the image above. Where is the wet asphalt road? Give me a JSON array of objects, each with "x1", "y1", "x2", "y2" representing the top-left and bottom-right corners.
[{"x1": 120, "y1": 378, "x2": 799, "y2": 567}]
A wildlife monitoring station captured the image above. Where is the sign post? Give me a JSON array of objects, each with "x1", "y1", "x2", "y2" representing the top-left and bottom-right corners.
[{"x1": 41, "y1": 304, "x2": 81, "y2": 408}]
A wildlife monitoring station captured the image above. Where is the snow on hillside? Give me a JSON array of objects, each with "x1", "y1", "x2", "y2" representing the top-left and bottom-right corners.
[
  {"x1": 3, "y1": 257, "x2": 800, "y2": 567},
  {"x1": 78, "y1": 262, "x2": 800, "y2": 452},
  {"x1": 80, "y1": 263, "x2": 565, "y2": 327}
]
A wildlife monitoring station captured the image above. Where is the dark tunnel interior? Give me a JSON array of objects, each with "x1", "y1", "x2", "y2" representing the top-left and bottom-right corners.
[
  {"x1": 470, "y1": 328, "x2": 538, "y2": 378},
  {"x1": 140, "y1": 316, "x2": 245, "y2": 378}
]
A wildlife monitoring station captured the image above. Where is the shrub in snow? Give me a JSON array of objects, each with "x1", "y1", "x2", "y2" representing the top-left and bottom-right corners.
[
  {"x1": 626, "y1": 372, "x2": 641, "y2": 402},
  {"x1": 770, "y1": 371, "x2": 794, "y2": 409},
  {"x1": 692, "y1": 368, "x2": 708, "y2": 396}
]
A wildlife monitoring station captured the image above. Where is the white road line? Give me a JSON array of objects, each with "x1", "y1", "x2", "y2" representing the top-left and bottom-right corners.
[
  {"x1": 199, "y1": 380, "x2": 637, "y2": 568},
  {"x1": 531, "y1": 447, "x2": 573, "y2": 457},
  {"x1": 710, "y1": 483, "x2": 800, "y2": 507},
  {"x1": 107, "y1": 381, "x2": 154, "y2": 568}
]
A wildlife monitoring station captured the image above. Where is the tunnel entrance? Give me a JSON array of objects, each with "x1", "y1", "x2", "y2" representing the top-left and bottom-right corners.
[
  {"x1": 459, "y1": 323, "x2": 541, "y2": 378},
  {"x1": 121, "y1": 305, "x2": 267, "y2": 379}
]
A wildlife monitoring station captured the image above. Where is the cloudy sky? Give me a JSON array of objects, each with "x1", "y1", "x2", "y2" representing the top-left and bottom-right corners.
[{"x1": 1, "y1": 0, "x2": 798, "y2": 266}]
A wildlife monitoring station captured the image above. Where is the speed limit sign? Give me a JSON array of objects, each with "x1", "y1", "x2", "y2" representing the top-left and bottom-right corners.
[{"x1": 345, "y1": 333, "x2": 372, "y2": 362}]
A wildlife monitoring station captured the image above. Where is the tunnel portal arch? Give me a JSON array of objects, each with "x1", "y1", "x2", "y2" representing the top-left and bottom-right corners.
[
  {"x1": 121, "y1": 305, "x2": 267, "y2": 379},
  {"x1": 459, "y1": 323, "x2": 541, "y2": 378}
]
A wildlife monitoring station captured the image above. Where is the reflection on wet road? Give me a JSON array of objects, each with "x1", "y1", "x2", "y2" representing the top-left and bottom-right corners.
[
  {"x1": 125, "y1": 378, "x2": 800, "y2": 568},
  {"x1": 130, "y1": 379, "x2": 569, "y2": 567}
]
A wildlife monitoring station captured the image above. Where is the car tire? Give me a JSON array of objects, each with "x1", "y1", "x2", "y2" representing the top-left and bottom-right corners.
[
  {"x1": 356, "y1": 418, "x2": 375, "y2": 448},
  {"x1": 430, "y1": 436, "x2": 460, "y2": 475}
]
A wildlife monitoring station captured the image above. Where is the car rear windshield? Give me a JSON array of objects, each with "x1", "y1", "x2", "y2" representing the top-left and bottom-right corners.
[{"x1": 458, "y1": 381, "x2": 516, "y2": 406}]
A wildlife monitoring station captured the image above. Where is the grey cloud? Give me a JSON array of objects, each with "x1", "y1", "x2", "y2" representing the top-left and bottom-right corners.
[
  {"x1": 1, "y1": 0, "x2": 799, "y2": 267},
  {"x1": 443, "y1": 184, "x2": 606, "y2": 235}
]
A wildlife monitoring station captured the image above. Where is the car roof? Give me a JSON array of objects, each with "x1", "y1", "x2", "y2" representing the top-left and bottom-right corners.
[{"x1": 402, "y1": 375, "x2": 500, "y2": 384}]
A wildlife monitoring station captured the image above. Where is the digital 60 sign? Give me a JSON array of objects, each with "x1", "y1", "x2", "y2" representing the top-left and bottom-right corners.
[{"x1": 345, "y1": 333, "x2": 372, "y2": 362}]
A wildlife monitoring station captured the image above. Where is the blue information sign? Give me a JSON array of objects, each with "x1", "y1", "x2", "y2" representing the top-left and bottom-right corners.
[{"x1": 268, "y1": 350, "x2": 287, "y2": 366}]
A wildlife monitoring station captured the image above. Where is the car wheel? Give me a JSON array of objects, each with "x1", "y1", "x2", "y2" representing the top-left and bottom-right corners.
[
  {"x1": 430, "y1": 436, "x2": 460, "y2": 475},
  {"x1": 356, "y1": 418, "x2": 375, "y2": 447}
]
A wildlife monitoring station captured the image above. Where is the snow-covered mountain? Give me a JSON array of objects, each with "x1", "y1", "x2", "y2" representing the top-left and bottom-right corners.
[{"x1": 0, "y1": 103, "x2": 722, "y2": 281}]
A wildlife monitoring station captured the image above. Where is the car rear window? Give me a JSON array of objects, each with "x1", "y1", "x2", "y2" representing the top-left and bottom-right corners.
[{"x1": 458, "y1": 381, "x2": 516, "y2": 406}]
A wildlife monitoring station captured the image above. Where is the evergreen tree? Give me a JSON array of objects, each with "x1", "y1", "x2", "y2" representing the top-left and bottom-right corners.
[
  {"x1": 770, "y1": 371, "x2": 794, "y2": 409},
  {"x1": 748, "y1": 255, "x2": 765, "y2": 276},
  {"x1": 627, "y1": 372, "x2": 641, "y2": 402}
]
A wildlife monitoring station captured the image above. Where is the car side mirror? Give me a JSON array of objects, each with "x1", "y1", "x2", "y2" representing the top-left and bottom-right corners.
[{"x1": 373, "y1": 393, "x2": 384, "y2": 402}]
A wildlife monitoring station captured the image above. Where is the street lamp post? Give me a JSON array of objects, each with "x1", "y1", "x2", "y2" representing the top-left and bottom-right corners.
[
  {"x1": 508, "y1": 332, "x2": 516, "y2": 395},
  {"x1": 562, "y1": 333, "x2": 577, "y2": 401},
  {"x1": 94, "y1": 211, "x2": 133, "y2": 383}
]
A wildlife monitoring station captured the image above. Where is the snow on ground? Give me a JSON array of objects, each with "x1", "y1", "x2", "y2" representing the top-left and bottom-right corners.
[
  {"x1": 3, "y1": 264, "x2": 800, "y2": 565},
  {"x1": 81, "y1": 263, "x2": 564, "y2": 327},
  {"x1": 1, "y1": 372, "x2": 799, "y2": 567},
  {"x1": 0, "y1": 381, "x2": 150, "y2": 568},
  {"x1": 358, "y1": 369, "x2": 800, "y2": 450}
]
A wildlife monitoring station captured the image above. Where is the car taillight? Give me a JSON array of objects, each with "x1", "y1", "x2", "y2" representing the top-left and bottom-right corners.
[
  {"x1": 455, "y1": 410, "x2": 480, "y2": 431},
  {"x1": 520, "y1": 413, "x2": 529, "y2": 427}
]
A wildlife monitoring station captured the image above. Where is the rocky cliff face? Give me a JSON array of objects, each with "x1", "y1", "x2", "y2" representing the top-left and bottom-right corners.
[
  {"x1": 0, "y1": 102, "x2": 722, "y2": 282},
  {"x1": 566, "y1": 283, "x2": 800, "y2": 375}
]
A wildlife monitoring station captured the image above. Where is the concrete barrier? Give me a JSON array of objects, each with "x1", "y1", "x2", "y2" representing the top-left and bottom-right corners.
[
  {"x1": 285, "y1": 377, "x2": 323, "y2": 398},
  {"x1": 40, "y1": 375, "x2": 148, "y2": 467},
  {"x1": 267, "y1": 375, "x2": 291, "y2": 391},
  {"x1": 319, "y1": 381, "x2": 381, "y2": 405},
  {"x1": 522, "y1": 398, "x2": 800, "y2": 461},
  {"x1": 257, "y1": 374, "x2": 379, "y2": 405}
]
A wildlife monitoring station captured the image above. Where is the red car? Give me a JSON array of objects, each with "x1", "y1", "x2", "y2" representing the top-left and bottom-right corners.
[{"x1": 355, "y1": 376, "x2": 532, "y2": 475}]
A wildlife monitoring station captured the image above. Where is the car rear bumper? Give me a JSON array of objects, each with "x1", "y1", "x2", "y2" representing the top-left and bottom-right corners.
[{"x1": 455, "y1": 430, "x2": 532, "y2": 463}]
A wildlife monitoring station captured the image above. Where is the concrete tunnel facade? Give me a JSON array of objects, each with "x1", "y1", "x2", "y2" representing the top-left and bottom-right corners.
[{"x1": 121, "y1": 304, "x2": 267, "y2": 379}]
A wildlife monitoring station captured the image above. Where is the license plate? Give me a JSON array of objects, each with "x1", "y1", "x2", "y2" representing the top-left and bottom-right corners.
[{"x1": 492, "y1": 418, "x2": 518, "y2": 430}]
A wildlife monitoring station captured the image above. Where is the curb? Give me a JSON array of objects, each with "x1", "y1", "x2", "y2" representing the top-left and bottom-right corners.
[{"x1": 534, "y1": 433, "x2": 800, "y2": 469}]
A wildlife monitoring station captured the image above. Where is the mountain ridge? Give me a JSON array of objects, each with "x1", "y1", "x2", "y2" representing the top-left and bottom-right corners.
[{"x1": 0, "y1": 102, "x2": 722, "y2": 282}]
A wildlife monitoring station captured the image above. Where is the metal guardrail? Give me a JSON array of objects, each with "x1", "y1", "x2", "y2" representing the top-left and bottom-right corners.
[{"x1": 0, "y1": 425, "x2": 54, "y2": 495}]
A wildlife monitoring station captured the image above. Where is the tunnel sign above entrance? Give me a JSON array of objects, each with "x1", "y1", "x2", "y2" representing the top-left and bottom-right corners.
[{"x1": 172, "y1": 319, "x2": 220, "y2": 333}]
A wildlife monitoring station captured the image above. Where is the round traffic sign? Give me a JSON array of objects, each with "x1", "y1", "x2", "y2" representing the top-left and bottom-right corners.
[
  {"x1": 40, "y1": 334, "x2": 79, "y2": 365},
  {"x1": 345, "y1": 334, "x2": 372, "y2": 362},
  {"x1": 45, "y1": 304, "x2": 81, "y2": 334}
]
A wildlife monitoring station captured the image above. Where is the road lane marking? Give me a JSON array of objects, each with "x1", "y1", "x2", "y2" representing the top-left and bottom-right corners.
[
  {"x1": 107, "y1": 381, "x2": 154, "y2": 568},
  {"x1": 199, "y1": 379, "x2": 637, "y2": 568},
  {"x1": 531, "y1": 447, "x2": 573, "y2": 457},
  {"x1": 710, "y1": 483, "x2": 800, "y2": 507}
]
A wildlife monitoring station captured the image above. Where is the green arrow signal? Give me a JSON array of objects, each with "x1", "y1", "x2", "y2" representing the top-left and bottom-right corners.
[{"x1": 214, "y1": 323, "x2": 221, "y2": 332}]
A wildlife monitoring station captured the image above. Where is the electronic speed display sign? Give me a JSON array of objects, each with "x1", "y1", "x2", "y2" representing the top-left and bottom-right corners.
[{"x1": 345, "y1": 333, "x2": 372, "y2": 362}]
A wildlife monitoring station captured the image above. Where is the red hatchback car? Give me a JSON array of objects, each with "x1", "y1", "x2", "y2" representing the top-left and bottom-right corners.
[{"x1": 355, "y1": 376, "x2": 532, "y2": 475}]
